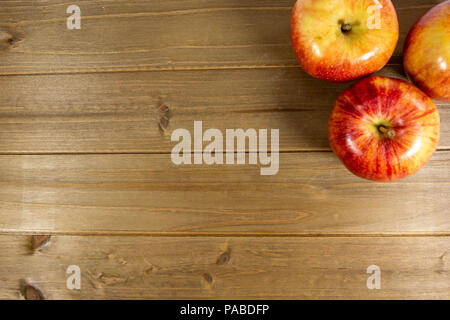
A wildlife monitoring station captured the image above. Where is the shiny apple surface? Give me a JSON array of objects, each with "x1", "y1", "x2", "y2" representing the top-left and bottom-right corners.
[
  {"x1": 404, "y1": 0, "x2": 450, "y2": 101},
  {"x1": 291, "y1": 0, "x2": 399, "y2": 82},
  {"x1": 328, "y1": 76, "x2": 440, "y2": 181}
]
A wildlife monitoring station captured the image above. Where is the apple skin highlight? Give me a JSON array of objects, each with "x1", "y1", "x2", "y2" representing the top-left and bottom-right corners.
[
  {"x1": 403, "y1": 0, "x2": 450, "y2": 102},
  {"x1": 291, "y1": 0, "x2": 399, "y2": 82},
  {"x1": 328, "y1": 76, "x2": 440, "y2": 181}
]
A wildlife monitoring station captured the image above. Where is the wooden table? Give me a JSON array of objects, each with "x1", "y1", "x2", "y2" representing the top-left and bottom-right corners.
[{"x1": 0, "y1": 0, "x2": 448, "y2": 299}]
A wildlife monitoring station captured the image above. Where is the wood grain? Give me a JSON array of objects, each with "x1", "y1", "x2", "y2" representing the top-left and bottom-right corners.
[
  {"x1": 0, "y1": 0, "x2": 441, "y2": 74},
  {"x1": 0, "y1": 66, "x2": 449, "y2": 154},
  {"x1": 0, "y1": 0, "x2": 449, "y2": 300},
  {"x1": 0, "y1": 234, "x2": 448, "y2": 299},
  {"x1": 1, "y1": 151, "x2": 449, "y2": 234}
]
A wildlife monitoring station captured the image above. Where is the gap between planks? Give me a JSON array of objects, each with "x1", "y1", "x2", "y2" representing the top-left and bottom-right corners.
[
  {"x1": 1, "y1": 230, "x2": 450, "y2": 238},
  {"x1": 0, "y1": 149, "x2": 449, "y2": 156},
  {"x1": 0, "y1": 150, "x2": 332, "y2": 155},
  {"x1": 0, "y1": 62, "x2": 406, "y2": 77}
]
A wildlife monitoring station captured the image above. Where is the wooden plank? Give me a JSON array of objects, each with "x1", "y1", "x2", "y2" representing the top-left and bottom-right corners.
[
  {"x1": 1, "y1": 151, "x2": 449, "y2": 234},
  {"x1": 0, "y1": 0, "x2": 440, "y2": 74},
  {"x1": 0, "y1": 234, "x2": 448, "y2": 299},
  {"x1": 0, "y1": 66, "x2": 449, "y2": 153}
]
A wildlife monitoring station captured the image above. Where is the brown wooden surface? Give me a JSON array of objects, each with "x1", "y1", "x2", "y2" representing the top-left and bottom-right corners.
[
  {"x1": 0, "y1": 235, "x2": 448, "y2": 299},
  {"x1": 0, "y1": 0, "x2": 449, "y2": 299},
  {"x1": 0, "y1": 66, "x2": 449, "y2": 154},
  {"x1": 1, "y1": 152, "x2": 449, "y2": 234},
  {"x1": 0, "y1": 0, "x2": 441, "y2": 74}
]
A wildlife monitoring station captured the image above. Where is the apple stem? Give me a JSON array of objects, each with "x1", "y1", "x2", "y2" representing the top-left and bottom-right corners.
[
  {"x1": 378, "y1": 125, "x2": 396, "y2": 139},
  {"x1": 341, "y1": 23, "x2": 352, "y2": 33}
]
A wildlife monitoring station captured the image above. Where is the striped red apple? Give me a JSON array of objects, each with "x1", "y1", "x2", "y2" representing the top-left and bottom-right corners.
[
  {"x1": 328, "y1": 76, "x2": 440, "y2": 181},
  {"x1": 403, "y1": 0, "x2": 450, "y2": 102},
  {"x1": 291, "y1": 0, "x2": 399, "y2": 82}
]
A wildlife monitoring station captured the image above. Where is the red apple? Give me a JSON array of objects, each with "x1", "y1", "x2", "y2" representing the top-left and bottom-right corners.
[
  {"x1": 403, "y1": 0, "x2": 450, "y2": 101},
  {"x1": 328, "y1": 76, "x2": 440, "y2": 181},
  {"x1": 291, "y1": 0, "x2": 399, "y2": 82}
]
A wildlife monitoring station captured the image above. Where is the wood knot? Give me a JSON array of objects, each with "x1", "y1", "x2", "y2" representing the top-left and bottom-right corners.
[
  {"x1": 159, "y1": 115, "x2": 169, "y2": 130},
  {"x1": 86, "y1": 271, "x2": 127, "y2": 288},
  {"x1": 30, "y1": 235, "x2": 51, "y2": 252},
  {"x1": 20, "y1": 280, "x2": 45, "y2": 300},
  {"x1": 159, "y1": 104, "x2": 169, "y2": 113},
  {"x1": 216, "y1": 248, "x2": 231, "y2": 265},
  {"x1": 202, "y1": 273, "x2": 213, "y2": 284},
  {"x1": 158, "y1": 104, "x2": 171, "y2": 135},
  {"x1": 0, "y1": 25, "x2": 24, "y2": 49}
]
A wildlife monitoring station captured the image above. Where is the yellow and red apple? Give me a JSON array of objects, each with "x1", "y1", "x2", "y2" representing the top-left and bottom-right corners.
[
  {"x1": 328, "y1": 76, "x2": 440, "y2": 181},
  {"x1": 291, "y1": 0, "x2": 399, "y2": 82},
  {"x1": 403, "y1": 0, "x2": 450, "y2": 102}
]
